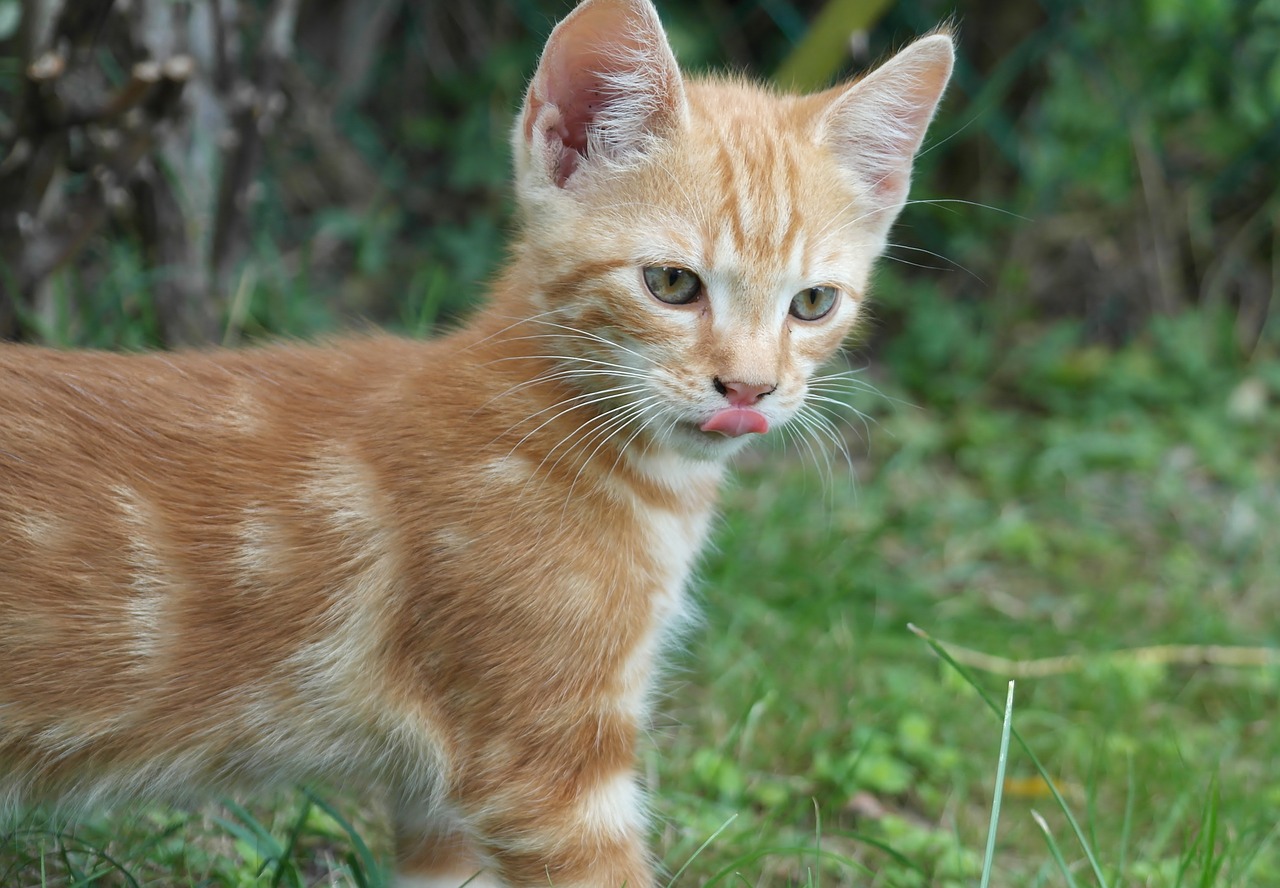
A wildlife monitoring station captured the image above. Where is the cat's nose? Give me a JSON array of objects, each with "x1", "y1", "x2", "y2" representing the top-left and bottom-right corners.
[{"x1": 713, "y1": 377, "x2": 776, "y2": 406}]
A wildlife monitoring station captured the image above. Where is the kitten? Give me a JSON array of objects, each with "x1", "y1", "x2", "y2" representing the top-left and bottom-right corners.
[{"x1": 0, "y1": 0, "x2": 953, "y2": 885}]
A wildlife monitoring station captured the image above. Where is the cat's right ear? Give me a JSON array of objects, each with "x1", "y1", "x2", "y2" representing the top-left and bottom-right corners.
[
  {"x1": 818, "y1": 33, "x2": 954, "y2": 232},
  {"x1": 516, "y1": 0, "x2": 687, "y2": 190}
]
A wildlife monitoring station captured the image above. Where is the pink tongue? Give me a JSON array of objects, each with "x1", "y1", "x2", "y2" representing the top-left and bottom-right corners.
[{"x1": 700, "y1": 407, "x2": 770, "y2": 438}]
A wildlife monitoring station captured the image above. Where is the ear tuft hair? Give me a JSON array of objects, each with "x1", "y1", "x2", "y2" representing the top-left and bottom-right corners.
[
  {"x1": 820, "y1": 34, "x2": 955, "y2": 225},
  {"x1": 518, "y1": 0, "x2": 687, "y2": 189}
]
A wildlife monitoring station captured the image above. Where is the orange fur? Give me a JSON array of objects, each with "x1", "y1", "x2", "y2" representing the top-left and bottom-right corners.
[{"x1": 0, "y1": 1, "x2": 953, "y2": 885}]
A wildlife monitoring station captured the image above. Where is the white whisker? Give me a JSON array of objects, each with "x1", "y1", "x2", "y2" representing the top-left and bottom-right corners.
[{"x1": 493, "y1": 385, "x2": 651, "y2": 468}]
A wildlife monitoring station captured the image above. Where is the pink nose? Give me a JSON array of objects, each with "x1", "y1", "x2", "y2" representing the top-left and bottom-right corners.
[{"x1": 714, "y1": 378, "x2": 776, "y2": 407}]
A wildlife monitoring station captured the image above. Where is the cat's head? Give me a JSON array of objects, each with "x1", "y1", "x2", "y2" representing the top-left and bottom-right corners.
[{"x1": 510, "y1": 0, "x2": 953, "y2": 462}]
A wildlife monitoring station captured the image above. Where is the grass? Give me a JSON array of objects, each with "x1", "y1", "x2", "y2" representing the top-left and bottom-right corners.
[
  {"x1": 3, "y1": 280, "x2": 1279, "y2": 885},
  {"x1": 652, "y1": 309, "x2": 1280, "y2": 886}
]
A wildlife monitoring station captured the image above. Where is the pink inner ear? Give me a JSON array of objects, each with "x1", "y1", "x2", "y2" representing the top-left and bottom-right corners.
[
  {"x1": 543, "y1": 61, "x2": 614, "y2": 185},
  {"x1": 522, "y1": 0, "x2": 684, "y2": 188},
  {"x1": 549, "y1": 57, "x2": 613, "y2": 157},
  {"x1": 523, "y1": 50, "x2": 619, "y2": 187}
]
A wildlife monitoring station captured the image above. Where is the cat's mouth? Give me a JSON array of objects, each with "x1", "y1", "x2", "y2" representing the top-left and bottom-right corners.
[{"x1": 698, "y1": 407, "x2": 770, "y2": 438}]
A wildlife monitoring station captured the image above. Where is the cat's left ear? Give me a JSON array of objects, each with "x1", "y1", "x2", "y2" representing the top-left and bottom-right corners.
[
  {"x1": 517, "y1": 0, "x2": 688, "y2": 189},
  {"x1": 819, "y1": 33, "x2": 954, "y2": 227}
]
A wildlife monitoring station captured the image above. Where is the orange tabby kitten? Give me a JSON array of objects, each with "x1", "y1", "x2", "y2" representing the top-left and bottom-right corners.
[{"x1": 0, "y1": 0, "x2": 952, "y2": 884}]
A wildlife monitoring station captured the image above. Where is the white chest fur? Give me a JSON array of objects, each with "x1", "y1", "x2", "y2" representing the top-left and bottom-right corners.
[{"x1": 609, "y1": 451, "x2": 723, "y2": 717}]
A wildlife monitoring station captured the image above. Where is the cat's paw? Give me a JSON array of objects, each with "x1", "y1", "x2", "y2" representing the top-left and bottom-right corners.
[{"x1": 394, "y1": 871, "x2": 502, "y2": 888}]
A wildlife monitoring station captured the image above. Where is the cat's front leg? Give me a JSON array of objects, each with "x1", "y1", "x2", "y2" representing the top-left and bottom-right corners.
[
  {"x1": 394, "y1": 817, "x2": 500, "y2": 888},
  {"x1": 396, "y1": 737, "x2": 653, "y2": 888},
  {"x1": 478, "y1": 771, "x2": 652, "y2": 888}
]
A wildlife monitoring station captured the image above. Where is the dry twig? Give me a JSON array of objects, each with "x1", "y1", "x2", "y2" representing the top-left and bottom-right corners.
[{"x1": 925, "y1": 636, "x2": 1280, "y2": 679}]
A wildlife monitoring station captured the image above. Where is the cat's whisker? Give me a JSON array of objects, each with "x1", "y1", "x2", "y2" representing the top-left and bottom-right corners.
[
  {"x1": 805, "y1": 385, "x2": 880, "y2": 404},
  {"x1": 461, "y1": 306, "x2": 578, "y2": 351},
  {"x1": 633, "y1": 415, "x2": 680, "y2": 464},
  {"x1": 553, "y1": 397, "x2": 659, "y2": 482},
  {"x1": 531, "y1": 401, "x2": 662, "y2": 522},
  {"x1": 477, "y1": 366, "x2": 652, "y2": 416},
  {"x1": 898, "y1": 197, "x2": 1028, "y2": 221},
  {"x1": 503, "y1": 382, "x2": 650, "y2": 437},
  {"x1": 494, "y1": 388, "x2": 645, "y2": 455},
  {"x1": 882, "y1": 245, "x2": 981, "y2": 279},
  {"x1": 521, "y1": 319, "x2": 657, "y2": 369},
  {"x1": 523, "y1": 395, "x2": 662, "y2": 501},
  {"x1": 564, "y1": 403, "x2": 664, "y2": 522},
  {"x1": 816, "y1": 154, "x2": 957, "y2": 238},
  {"x1": 473, "y1": 352, "x2": 656, "y2": 417},
  {"x1": 805, "y1": 383, "x2": 879, "y2": 405},
  {"x1": 788, "y1": 409, "x2": 849, "y2": 470},
  {"x1": 483, "y1": 323, "x2": 683, "y2": 400},
  {"x1": 803, "y1": 397, "x2": 875, "y2": 451},
  {"x1": 804, "y1": 393, "x2": 877, "y2": 436},
  {"x1": 605, "y1": 410, "x2": 669, "y2": 487},
  {"x1": 792, "y1": 407, "x2": 857, "y2": 484},
  {"x1": 808, "y1": 367, "x2": 913, "y2": 411},
  {"x1": 806, "y1": 378, "x2": 883, "y2": 399},
  {"x1": 807, "y1": 364, "x2": 873, "y2": 381},
  {"x1": 493, "y1": 385, "x2": 652, "y2": 467},
  {"x1": 480, "y1": 349, "x2": 652, "y2": 378},
  {"x1": 780, "y1": 419, "x2": 833, "y2": 491}
]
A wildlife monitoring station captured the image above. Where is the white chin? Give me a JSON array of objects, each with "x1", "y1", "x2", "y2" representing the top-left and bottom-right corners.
[{"x1": 665, "y1": 421, "x2": 760, "y2": 460}]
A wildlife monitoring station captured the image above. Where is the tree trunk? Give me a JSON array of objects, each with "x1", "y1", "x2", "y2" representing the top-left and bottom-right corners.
[{"x1": 0, "y1": 0, "x2": 299, "y2": 345}]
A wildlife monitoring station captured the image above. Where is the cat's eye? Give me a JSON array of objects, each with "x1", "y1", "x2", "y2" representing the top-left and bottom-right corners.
[
  {"x1": 790, "y1": 286, "x2": 839, "y2": 321},
  {"x1": 644, "y1": 266, "x2": 702, "y2": 305}
]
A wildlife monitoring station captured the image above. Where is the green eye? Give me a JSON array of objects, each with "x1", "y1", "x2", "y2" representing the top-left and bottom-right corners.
[
  {"x1": 644, "y1": 266, "x2": 702, "y2": 305},
  {"x1": 790, "y1": 285, "x2": 838, "y2": 321}
]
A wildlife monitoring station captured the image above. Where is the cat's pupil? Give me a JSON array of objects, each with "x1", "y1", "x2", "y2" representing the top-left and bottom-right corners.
[
  {"x1": 644, "y1": 266, "x2": 702, "y2": 305},
  {"x1": 790, "y1": 285, "x2": 837, "y2": 321}
]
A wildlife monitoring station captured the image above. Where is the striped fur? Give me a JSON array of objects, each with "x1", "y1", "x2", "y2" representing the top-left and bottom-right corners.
[{"x1": 0, "y1": 1, "x2": 952, "y2": 885}]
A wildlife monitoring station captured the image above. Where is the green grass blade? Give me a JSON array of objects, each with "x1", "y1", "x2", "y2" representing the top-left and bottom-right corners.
[
  {"x1": 55, "y1": 832, "x2": 142, "y2": 888},
  {"x1": 66, "y1": 850, "x2": 142, "y2": 888},
  {"x1": 980, "y1": 680, "x2": 1016, "y2": 888},
  {"x1": 1232, "y1": 818, "x2": 1280, "y2": 883},
  {"x1": 219, "y1": 798, "x2": 284, "y2": 853},
  {"x1": 215, "y1": 800, "x2": 289, "y2": 880},
  {"x1": 269, "y1": 797, "x2": 313, "y2": 888},
  {"x1": 1148, "y1": 789, "x2": 1194, "y2": 862},
  {"x1": 1032, "y1": 810, "x2": 1080, "y2": 888},
  {"x1": 701, "y1": 844, "x2": 876, "y2": 886},
  {"x1": 305, "y1": 791, "x2": 385, "y2": 888},
  {"x1": 664, "y1": 813, "x2": 738, "y2": 888},
  {"x1": 829, "y1": 829, "x2": 928, "y2": 875},
  {"x1": 1197, "y1": 777, "x2": 1223, "y2": 888},
  {"x1": 55, "y1": 834, "x2": 83, "y2": 886},
  {"x1": 811, "y1": 799, "x2": 822, "y2": 885},
  {"x1": 1114, "y1": 750, "x2": 1134, "y2": 885},
  {"x1": 909, "y1": 623, "x2": 1110, "y2": 888}
]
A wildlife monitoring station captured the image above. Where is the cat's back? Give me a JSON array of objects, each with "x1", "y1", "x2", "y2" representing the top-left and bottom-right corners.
[
  {"x1": 0, "y1": 336, "x2": 463, "y2": 801},
  {"x1": 0, "y1": 336, "x2": 468, "y2": 595},
  {"x1": 0, "y1": 336, "x2": 426, "y2": 437},
  {"x1": 0, "y1": 336, "x2": 470, "y2": 490}
]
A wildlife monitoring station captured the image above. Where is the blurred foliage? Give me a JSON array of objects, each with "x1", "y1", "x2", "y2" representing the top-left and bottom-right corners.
[
  {"x1": 0, "y1": 0, "x2": 1277, "y2": 360},
  {"x1": 883, "y1": 0, "x2": 1279, "y2": 353},
  {"x1": 774, "y1": 0, "x2": 894, "y2": 90}
]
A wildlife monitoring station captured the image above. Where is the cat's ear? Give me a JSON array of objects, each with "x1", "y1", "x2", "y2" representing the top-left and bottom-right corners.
[
  {"x1": 819, "y1": 33, "x2": 954, "y2": 226},
  {"x1": 518, "y1": 0, "x2": 687, "y2": 189}
]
